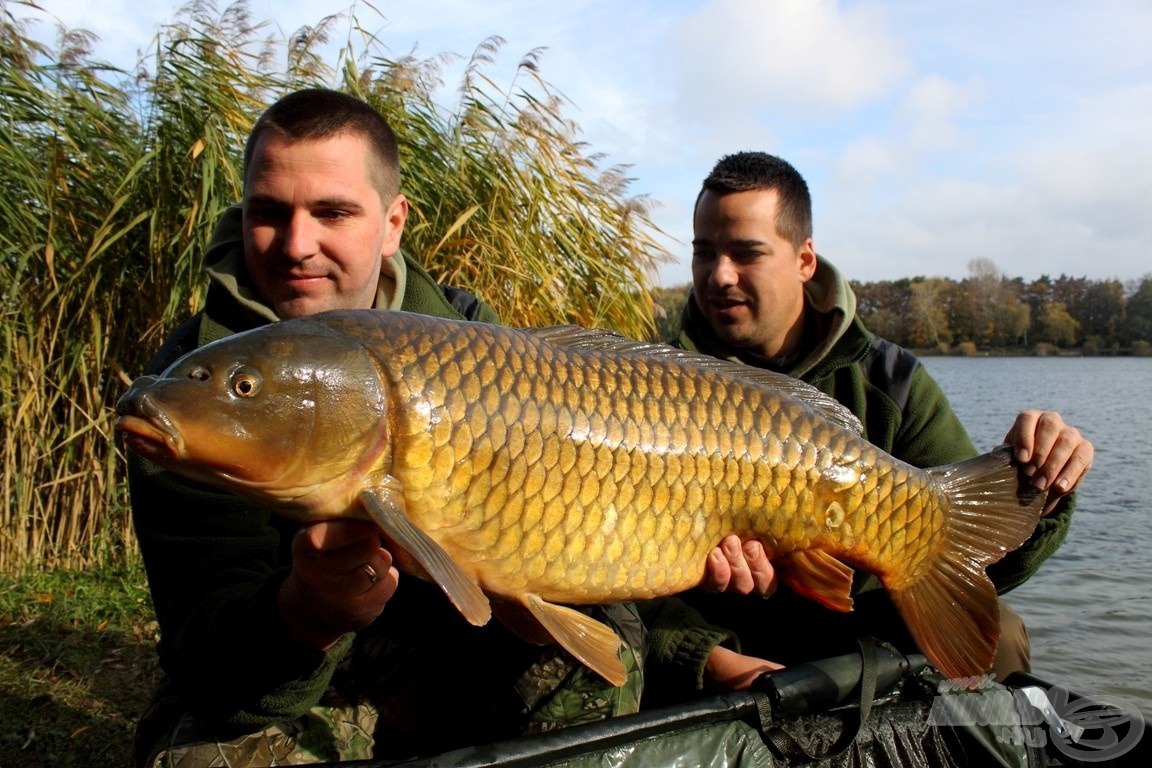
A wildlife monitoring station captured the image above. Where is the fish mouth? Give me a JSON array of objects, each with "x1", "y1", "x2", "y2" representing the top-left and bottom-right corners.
[{"x1": 114, "y1": 404, "x2": 185, "y2": 463}]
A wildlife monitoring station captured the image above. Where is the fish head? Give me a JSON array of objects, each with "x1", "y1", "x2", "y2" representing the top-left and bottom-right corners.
[{"x1": 115, "y1": 318, "x2": 389, "y2": 519}]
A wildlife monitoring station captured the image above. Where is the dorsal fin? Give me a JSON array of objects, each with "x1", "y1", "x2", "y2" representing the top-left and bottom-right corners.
[{"x1": 523, "y1": 325, "x2": 864, "y2": 437}]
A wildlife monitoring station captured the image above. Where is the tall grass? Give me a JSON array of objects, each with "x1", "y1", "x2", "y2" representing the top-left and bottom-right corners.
[{"x1": 0, "y1": 0, "x2": 667, "y2": 573}]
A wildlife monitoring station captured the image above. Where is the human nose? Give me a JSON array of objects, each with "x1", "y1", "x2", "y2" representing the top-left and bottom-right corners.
[
  {"x1": 708, "y1": 255, "x2": 738, "y2": 289},
  {"x1": 280, "y1": 211, "x2": 319, "y2": 262}
]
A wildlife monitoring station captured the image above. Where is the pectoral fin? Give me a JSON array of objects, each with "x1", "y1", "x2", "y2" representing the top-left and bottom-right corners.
[
  {"x1": 520, "y1": 594, "x2": 627, "y2": 687},
  {"x1": 776, "y1": 549, "x2": 855, "y2": 612},
  {"x1": 358, "y1": 487, "x2": 491, "y2": 626}
]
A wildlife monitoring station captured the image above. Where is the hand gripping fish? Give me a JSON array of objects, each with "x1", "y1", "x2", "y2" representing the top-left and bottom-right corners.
[{"x1": 115, "y1": 309, "x2": 1044, "y2": 686}]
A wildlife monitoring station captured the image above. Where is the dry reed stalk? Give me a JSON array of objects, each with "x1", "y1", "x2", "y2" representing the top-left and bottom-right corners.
[{"x1": 1, "y1": 1, "x2": 667, "y2": 573}]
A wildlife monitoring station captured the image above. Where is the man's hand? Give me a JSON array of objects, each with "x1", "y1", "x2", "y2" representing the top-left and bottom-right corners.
[
  {"x1": 278, "y1": 519, "x2": 398, "y2": 650},
  {"x1": 701, "y1": 534, "x2": 776, "y2": 596},
  {"x1": 1004, "y1": 409, "x2": 1094, "y2": 515},
  {"x1": 704, "y1": 645, "x2": 784, "y2": 692}
]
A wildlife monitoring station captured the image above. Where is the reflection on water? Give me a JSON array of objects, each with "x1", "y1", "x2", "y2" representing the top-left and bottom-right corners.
[{"x1": 920, "y1": 357, "x2": 1152, "y2": 714}]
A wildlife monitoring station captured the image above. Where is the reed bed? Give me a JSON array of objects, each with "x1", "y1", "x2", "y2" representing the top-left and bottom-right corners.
[{"x1": 0, "y1": 0, "x2": 667, "y2": 573}]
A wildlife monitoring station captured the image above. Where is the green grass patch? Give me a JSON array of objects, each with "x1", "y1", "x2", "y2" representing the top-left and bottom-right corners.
[{"x1": 0, "y1": 561, "x2": 161, "y2": 768}]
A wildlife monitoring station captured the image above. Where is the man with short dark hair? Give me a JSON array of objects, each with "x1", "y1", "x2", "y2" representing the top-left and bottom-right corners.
[
  {"x1": 128, "y1": 88, "x2": 645, "y2": 767},
  {"x1": 644, "y1": 151, "x2": 1093, "y2": 697}
]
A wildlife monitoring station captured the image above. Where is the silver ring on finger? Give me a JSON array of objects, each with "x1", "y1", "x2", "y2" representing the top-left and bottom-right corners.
[{"x1": 360, "y1": 562, "x2": 378, "y2": 585}]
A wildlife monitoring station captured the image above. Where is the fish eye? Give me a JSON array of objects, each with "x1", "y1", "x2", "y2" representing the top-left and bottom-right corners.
[{"x1": 231, "y1": 371, "x2": 262, "y2": 398}]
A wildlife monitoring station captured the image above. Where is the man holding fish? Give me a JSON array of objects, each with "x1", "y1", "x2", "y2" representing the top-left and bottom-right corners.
[
  {"x1": 126, "y1": 89, "x2": 649, "y2": 766},
  {"x1": 642, "y1": 151, "x2": 1095, "y2": 701}
]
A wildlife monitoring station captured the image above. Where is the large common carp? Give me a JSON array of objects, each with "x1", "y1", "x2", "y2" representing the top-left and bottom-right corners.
[{"x1": 115, "y1": 309, "x2": 1044, "y2": 686}]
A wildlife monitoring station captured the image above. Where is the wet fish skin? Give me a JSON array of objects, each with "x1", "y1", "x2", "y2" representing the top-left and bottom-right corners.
[{"x1": 116, "y1": 309, "x2": 1044, "y2": 686}]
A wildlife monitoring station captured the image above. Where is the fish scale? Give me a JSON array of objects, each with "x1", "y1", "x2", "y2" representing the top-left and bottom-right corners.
[
  {"x1": 115, "y1": 309, "x2": 1045, "y2": 686},
  {"x1": 387, "y1": 321, "x2": 936, "y2": 604}
]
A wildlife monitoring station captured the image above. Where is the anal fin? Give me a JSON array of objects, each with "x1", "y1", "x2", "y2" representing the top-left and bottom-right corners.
[{"x1": 776, "y1": 549, "x2": 855, "y2": 612}]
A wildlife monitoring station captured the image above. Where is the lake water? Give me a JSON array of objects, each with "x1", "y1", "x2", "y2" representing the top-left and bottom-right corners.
[{"x1": 919, "y1": 356, "x2": 1152, "y2": 716}]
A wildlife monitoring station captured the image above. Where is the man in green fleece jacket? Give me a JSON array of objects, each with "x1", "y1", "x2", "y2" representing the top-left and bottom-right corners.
[
  {"x1": 642, "y1": 151, "x2": 1095, "y2": 702},
  {"x1": 128, "y1": 89, "x2": 647, "y2": 767}
]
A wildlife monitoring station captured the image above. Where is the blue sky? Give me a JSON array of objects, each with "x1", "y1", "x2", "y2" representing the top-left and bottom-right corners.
[{"x1": 22, "y1": 0, "x2": 1152, "y2": 287}]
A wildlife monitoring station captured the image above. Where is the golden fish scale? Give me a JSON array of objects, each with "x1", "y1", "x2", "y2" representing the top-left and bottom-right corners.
[{"x1": 380, "y1": 321, "x2": 947, "y2": 604}]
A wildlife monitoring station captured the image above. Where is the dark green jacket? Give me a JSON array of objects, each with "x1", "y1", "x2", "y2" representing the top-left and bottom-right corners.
[
  {"x1": 643, "y1": 257, "x2": 1073, "y2": 701},
  {"x1": 128, "y1": 208, "x2": 514, "y2": 732}
]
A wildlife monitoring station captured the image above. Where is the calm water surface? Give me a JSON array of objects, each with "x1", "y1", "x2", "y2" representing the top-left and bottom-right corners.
[{"x1": 920, "y1": 357, "x2": 1152, "y2": 715}]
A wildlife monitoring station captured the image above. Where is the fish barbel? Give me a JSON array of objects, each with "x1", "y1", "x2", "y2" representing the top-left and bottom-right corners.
[{"x1": 115, "y1": 309, "x2": 1044, "y2": 686}]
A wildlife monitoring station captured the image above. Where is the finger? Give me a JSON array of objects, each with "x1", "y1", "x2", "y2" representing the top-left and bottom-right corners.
[
  {"x1": 703, "y1": 548, "x2": 733, "y2": 592},
  {"x1": 1004, "y1": 410, "x2": 1041, "y2": 465},
  {"x1": 721, "y1": 536, "x2": 756, "y2": 595},
  {"x1": 358, "y1": 562, "x2": 381, "y2": 589},
  {"x1": 297, "y1": 519, "x2": 383, "y2": 553},
  {"x1": 1052, "y1": 440, "x2": 1094, "y2": 493},
  {"x1": 280, "y1": 545, "x2": 396, "y2": 645},
  {"x1": 741, "y1": 541, "x2": 777, "y2": 598},
  {"x1": 1025, "y1": 416, "x2": 1082, "y2": 487},
  {"x1": 702, "y1": 534, "x2": 745, "y2": 592},
  {"x1": 1041, "y1": 442, "x2": 1094, "y2": 514},
  {"x1": 292, "y1": 526, "x2": 388, "y2": 596},
  {"x1": 1025, "y1": 412, "x2": 1069, "y2": 472},
  {"x1": 358, "y1": 548, "x2": 399, "y2": 597}
]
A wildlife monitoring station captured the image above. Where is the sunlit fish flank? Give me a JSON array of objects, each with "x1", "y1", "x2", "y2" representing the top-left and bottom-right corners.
[{"x1": 115, "y1": 310, "x2": 1044, "y2": 686}]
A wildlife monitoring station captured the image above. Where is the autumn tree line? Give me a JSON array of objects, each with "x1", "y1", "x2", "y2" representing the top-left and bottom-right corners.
[{"x1": 653, "y1": 258, "x2": 1152, "y2": 356}]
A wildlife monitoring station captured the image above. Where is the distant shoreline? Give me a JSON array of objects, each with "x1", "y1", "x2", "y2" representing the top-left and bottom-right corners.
[{"x1": 912, "y1": 347, "x2": 1152, "y2": 358}]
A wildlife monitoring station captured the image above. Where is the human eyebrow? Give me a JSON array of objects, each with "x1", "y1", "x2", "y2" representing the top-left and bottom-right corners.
[
  {"x1": 311, "y1": 197, "x2": 366, "y2": 213},
  {"x1": 244, "y1": 193, "x2": 286, "y2": 209},
  {"x1": 691, "y1": 237, "x2": 770, "y2": 252},
  {"x1": 727, "y1": 238, "x2": 769, "y2": 249},
  {"x1": 244, "y1": 194, "x2": 365, "y2": 213},
  {"x1": 243, "y1": 195, "x2": 290, "y2": 220}
]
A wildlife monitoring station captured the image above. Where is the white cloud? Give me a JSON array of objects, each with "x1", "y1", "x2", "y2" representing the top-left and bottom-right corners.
[
  {"x1": 838, "y1": 137, "x2": 888, "y2": 174},
  {"x1": 895, "y1": 74, "x2": 980, "y2": 154},
  {"x1": 670, "y1": 0, "x2": 909, "y2": 113},
  {"x1": 800, "y1": 1, "x2": 1152, "y2": 284}
]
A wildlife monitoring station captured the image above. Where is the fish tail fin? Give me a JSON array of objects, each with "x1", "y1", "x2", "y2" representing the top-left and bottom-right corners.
[{"x1": 888, "y1": 445, "x2": 1043, "y2": 682}]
